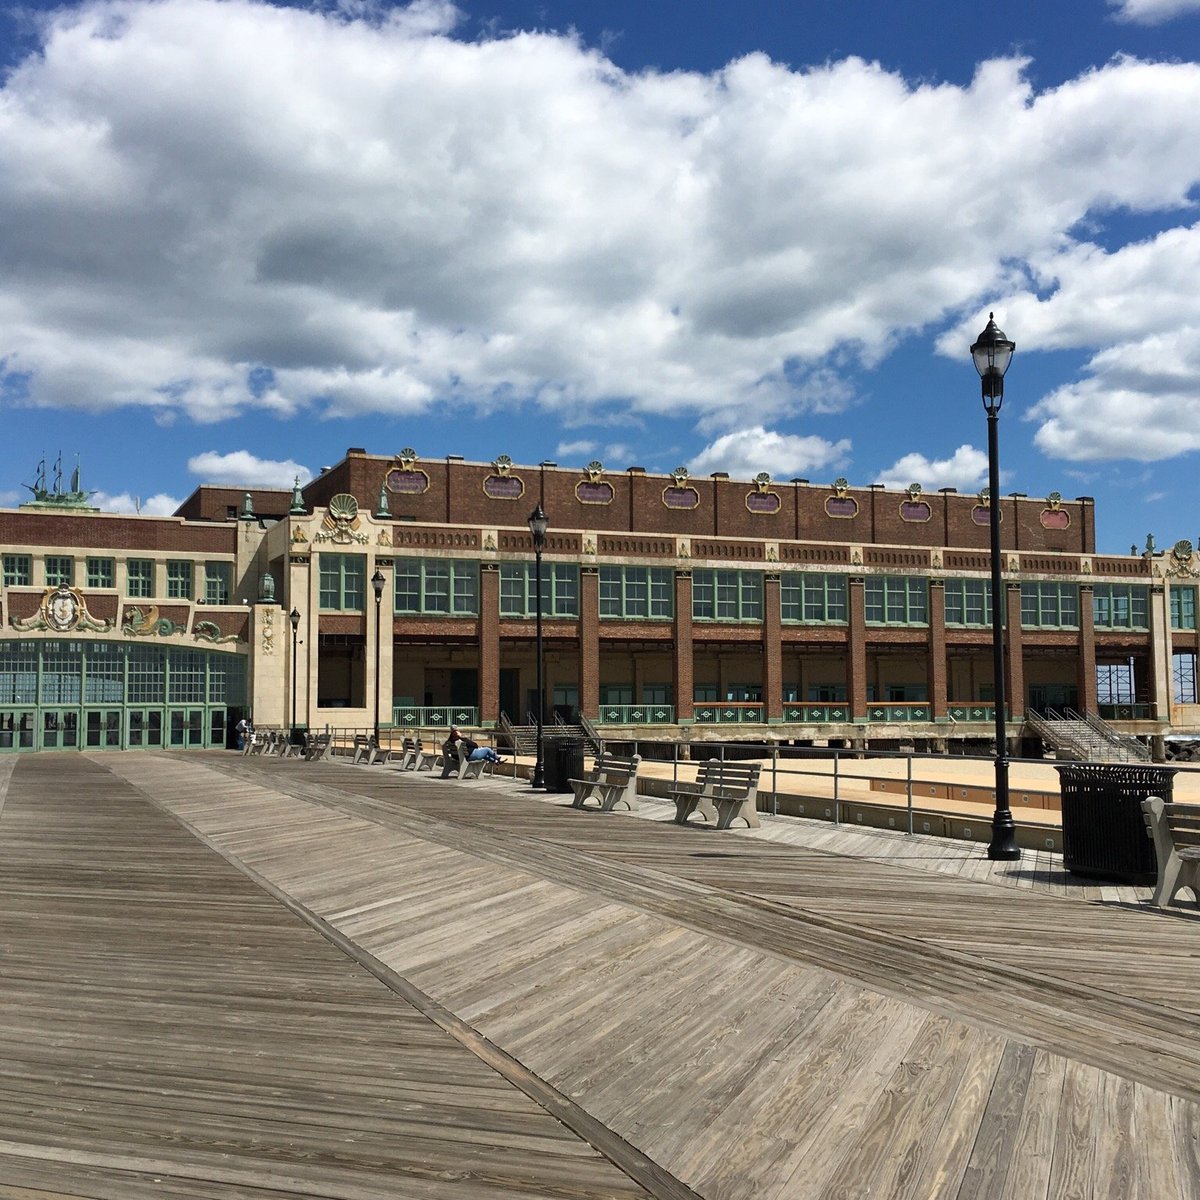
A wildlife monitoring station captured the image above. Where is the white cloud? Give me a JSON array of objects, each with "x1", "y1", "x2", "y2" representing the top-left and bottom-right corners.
[
  {"x1": 875, "y1": 445, "x2": 991, "y2": 492},
  {"x1": 554, "y1": 439, "x2": 597, "y2": 459},
  {"x1": 3, "y1": 3, "x2": 1200, "y2": 445},
  {"x1": 92, "y1": 490, "x2": 182, "y2": 514},
  {"x1": 1109, "y1": 0, "x2": 1200, "y2": 23},
  {"x1": 689, "y1": 426, "x2": 850, "y2": 480},
  {"x1": 187, "y1": 450, "x2": 310, "y2": 487}
]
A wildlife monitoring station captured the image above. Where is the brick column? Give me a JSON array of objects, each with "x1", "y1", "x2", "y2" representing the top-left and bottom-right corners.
[
  {"x1": 1005, "y1": 582, "x2": 1025, "y2": 721},
  {"x1": 848, "y1": 576, "x2": 868, "y2": 721},
  {"x1": 580, "y1": 567, "x2": 600, "y2": 719},
  {"x1": 674, "y1": 570, "x2": 694, "y2": 721},
  {"x1": 928, "y1": 578, "x2": 947, "y2": 719},
  {"x1": 479, "y1": 564, "x2": 500, "y2": 723},
  {"x1": 1148, "y1": 583, "x2": 1170, "y2": 721},
  {"x1": 764, "y1": 573, "x2": 783, "y2": 721},
  {"x1": 1078, "y1": 583, "x2": 1098, "y2": 715}
]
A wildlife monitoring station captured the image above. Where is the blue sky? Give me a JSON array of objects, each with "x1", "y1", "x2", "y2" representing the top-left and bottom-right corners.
[{"x1": 3, "y1": 0, "x2": 1200, "y2": 553}]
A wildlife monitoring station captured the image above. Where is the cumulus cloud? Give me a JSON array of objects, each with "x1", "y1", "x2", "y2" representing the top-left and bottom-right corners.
[
  {"x1": 689, "y1": 426, "x2": 851, "y2": 480},
  {"x1": 92, "y1": 490, "x2": 182, "y2": 514},
  {"x1": 1109, "y1": 0, "x2": 1200, "y2": 23},
  {"x1": 3, "y1": 1, "x2": 1200, "y2": 456},
  {"x1": 875, "y1": 445, "x2": 990, "y2": 491},
  {"x1": 186, "y1": 450, "x2": 310, "y2": 487}
]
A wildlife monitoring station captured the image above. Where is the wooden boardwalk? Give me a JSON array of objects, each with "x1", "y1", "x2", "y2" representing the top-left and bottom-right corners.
[{"x1": 3, "y1": 751, "x2": 1200, "y2": 1198}]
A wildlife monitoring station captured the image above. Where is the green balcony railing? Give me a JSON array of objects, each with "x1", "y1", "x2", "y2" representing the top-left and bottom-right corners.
[
  {"x1": 865, "y1": 703, "x2": 932, "y2": 722},
  {"x1": 693, "y1": 703, "x2": 765, "y2": 724},
  {"x1": 947, "y1": 704, "x2": 997, "y2": 722},
  {"x1": 1097, "y1": 703, "x2": 1154, "y2": 721},
  {"x1": 392, "y1": 705, "x2": 479, "y2": 728},
  {"x1": 596, "y1": 704, "x2": 676, "y2": 725},
  {"x1": 782, "y1": 704, "x2": 851, "y2": 723}
]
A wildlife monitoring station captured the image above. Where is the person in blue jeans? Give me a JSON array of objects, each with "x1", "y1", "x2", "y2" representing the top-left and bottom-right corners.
[{"x1": 468, "y1": 745, "x2": 502, "y2": 763}]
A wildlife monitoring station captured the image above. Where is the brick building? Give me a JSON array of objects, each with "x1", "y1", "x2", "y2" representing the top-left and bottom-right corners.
[{"x1": 1, "y1": 446, "x2": 1197, "y2": 754}]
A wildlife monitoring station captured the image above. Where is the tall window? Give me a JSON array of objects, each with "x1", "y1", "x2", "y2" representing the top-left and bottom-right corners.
[
  {"x1": 599, "y1": 566, "x2": 673, "y2": 619},
  {"x1": 45, "y1": 556, "x2": 74, "y2": 586},
  {"x1": 2, "y1": 554, "x2": 31, "y2": 587},
  {"x1": 319, "y1": 554, "x2": 366, "y2": 610},
  {"x1": 1092, "y1": 584, "x2": 1148, "y2": 630},
  {"x1": 166, "y1": 560, "x2": 194, "y2": 600},
  {"x1": 86, "y1": 557, "x2": 115, "y2": 589},
  {"x1": 127, "y1": 559, "x2": 154, "y2": 598},
  {"x1": 1174, "y1": 652, "x2": 1198, "y2": 703},
  {"x1": 865, "y1": 576, "x2": 927, "y2": 625},
  {"x1": 1171, "y1": 586, "x2": 1197, "y2": 631},
  {"x1": 943, "y1": 579, "x2": 992, "y2": 626},
  {"x1": 781, "y1": 573, "x2": 846, "y2": 623},
  {"x1": 499, "y1": 562, "x2": 579, "y2": 617},
  {"x1": 693, "y1": 569, "x2": 763, "y2": 621},
  {"x1": 393, "y1": 559, "x2": 479, "y2": 615},
  {"x1": 1021, "y1": 582, "x2": 1079, "y2": 628},
  {"x1": 204, "y1": 562, "x2": 231, "y2": 605}
]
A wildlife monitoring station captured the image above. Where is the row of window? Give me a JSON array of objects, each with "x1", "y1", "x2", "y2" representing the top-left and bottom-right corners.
[
  {"x1": 319, "y1": 556, "x2": 1188, "y2": 630},
  {"x1": 3, "y1": 554, "x2": 233, "y2": 604}
]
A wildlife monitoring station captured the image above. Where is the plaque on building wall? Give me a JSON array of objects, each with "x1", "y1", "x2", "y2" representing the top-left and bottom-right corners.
[
  {"x1": 1040, "y1": 491, "x2": 1070, "y2": 529},
  {"x1": 482, "y1": 455, "x2": 525, "y2": 500},
  {"x1": 824, "y1": 477, "x2": 859, "y2": 519},
  {"x1": 385, "y1": 447, "x2": 430, "y2": 495},
  {"x1": 575, "y1": 460, "x2": 614, "y2": 505},
  {"x1": 746, "y1": 472, "x2": 781, "y2": 514},
  {"x1": 662, "y1": 466, "x2": 699, "y2": 510},
  {"x1": 899, "y1": 484, "x2": 931, "y2": 522}
]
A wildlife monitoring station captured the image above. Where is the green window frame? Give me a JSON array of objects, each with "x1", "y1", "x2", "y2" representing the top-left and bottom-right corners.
[
  {"x1": 319, "y1": 553, "x2": 366, "y2": 611},
  {"x1": 865, "y1": 576, "x2": 928, "y2": 625},
  {"x1": 393, "y1": 559, "x2": 480, "y2": 615},
  {"x1": 781, "y1": 572, "x2": 846, "y2": 623},
  {"x1": 204, "y1": 562, "x2": 232, "y2": 605},
  {"x1": 499, "y1": 562, "x2": 579, "y2": 617},
  {"x1": 1020, "y1": 582, "x2": 1079, "y2": 628},
  {"x1": 86, "y1": 557, "x2": 115, "y2": 589},
  {"x1": 599, "y1": 566, "x2": 673, "y2": 620},
  {"x1": 1092, "y1": 584, "x2": 1148, "y2": 630},
  {"x1": 3, "y1": 554, "x2": 31, "y2": 587},
  {"x1": 44, "y1": 556, "x2": 74, "y2": 587},
  {"x1": 1172, "y1": 586, "x2": 1197, "y2": 631},
  {"x1": 166, "y1": 560, "x2": 194, "y2": 600},
  {"x1": 127, "y1": 559, "x2": 154, "y2": 598},
  {"x1": 943, "y1": 578, "x2": 993, "y2": 627},
  {"x1": 693, "y1": 569, "x2": 763, "y2": 621}
]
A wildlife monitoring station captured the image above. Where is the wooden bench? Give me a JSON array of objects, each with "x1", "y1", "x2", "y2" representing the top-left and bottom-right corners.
[
  {"x1": 671, "y1": 759, "x2": 762, "y2": 830},
  {"x1": 568, "y1": 753, "x2": 641, "y2": 812},
  {"x1": 1141, "y1": 796, "x2": 1200, "y2": 909}
]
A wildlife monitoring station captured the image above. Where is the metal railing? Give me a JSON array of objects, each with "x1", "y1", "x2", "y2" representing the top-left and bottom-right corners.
[
  {"x1": 596, "y1": 703, "x2": 676, "y2": 724},
  {"x1": 693, "y1": 702, "x2": 765, "y2": 723},
  {"x1": 392, "y1": 705, "x2": 479, "y2": 728}
]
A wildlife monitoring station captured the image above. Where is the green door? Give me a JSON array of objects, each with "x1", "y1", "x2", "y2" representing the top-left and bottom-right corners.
[
  {"x1": 0, "y1": 711, "x2": 35, "y2": 751},
  {"x1": 168, "y1": 709, "x2": 204, "y2": 747},
  {"x1": 127, "y1": 710, "x2": 164, "y2": 749}
]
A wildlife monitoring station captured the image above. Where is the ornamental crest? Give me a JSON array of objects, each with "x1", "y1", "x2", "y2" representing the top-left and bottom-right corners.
[
  {"x1": 825, "y1": 477, "x2": 858, "y2": 519},
  {"x1": 1168, "y1": 539, "x2": 1200, "y2": 579},
  {"x1": 900, "y1": 483, "x2": 931, "y2": 523},
  {"x1": 385, "y1": 448, "x2": 430, "y2": 495},
  {"x1": 1040, "y1": 490, "x2": 1070, "y2": 530},
  {"x1": 314, "y1": 493, "x2": 368, "y2": 544},
  {"x1": 746, "y1": 472, "x2": 781, "y2": 514},
  {"x1": 671, "y1": 466, "x2": 690, "y2": 487},
  {"x1": 10, "y1": 585, "x2": 114, "y2": 633},
  {"x1": 663, "y1": 465, "x2": 700, "y2": 510},
  {"x1": 576, "y1": 461, "x2": 614, "y2": 505},
  {"x1": 483, "y1": 454, "x2": 525, "y2": 500}
]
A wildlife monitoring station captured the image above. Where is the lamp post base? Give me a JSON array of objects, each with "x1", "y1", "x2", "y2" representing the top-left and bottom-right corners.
[{"x1": 987, "y1": 809, "x2": 1021, "y2": 860}]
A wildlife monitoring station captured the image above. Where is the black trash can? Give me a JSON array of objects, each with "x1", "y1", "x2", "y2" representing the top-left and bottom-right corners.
[
  {"x1": 1055, "y1": 763, "x2": 1174, "y2": 883},
  {"x1": 547, "y1": 739, "x2": 585, "y2": 794}
]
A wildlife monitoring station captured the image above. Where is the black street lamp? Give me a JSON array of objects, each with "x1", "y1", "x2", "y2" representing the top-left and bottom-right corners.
[
  {"x1": 971, "y1": 312, "x2": 1020, "y2": 862},
  {"x1": 371, "y1": 568, "x2": 386, "y2": 744},
  {"x1": 289, "y1": 607, "x2": 301, "y2": 743},
  {"x1": 528, "y1": 504, "x2": 548, "y2": 788}
]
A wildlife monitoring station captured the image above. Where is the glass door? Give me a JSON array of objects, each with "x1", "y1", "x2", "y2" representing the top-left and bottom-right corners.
[
  {"x1": 0, "y1": 711, "x2": 35, "y2": 750},
  {"x1": 127, "y1": 709, "x2": 163, "y2": 749},
  {"x1": 41, "y1": 710, "x2": 80, "y2": 750},
  {"x1": 168, "y1": 709, "x2": 205, "y2": 747},
  {"x1": 84, "y1": 709, "x2": 122, "y2": 749}
]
